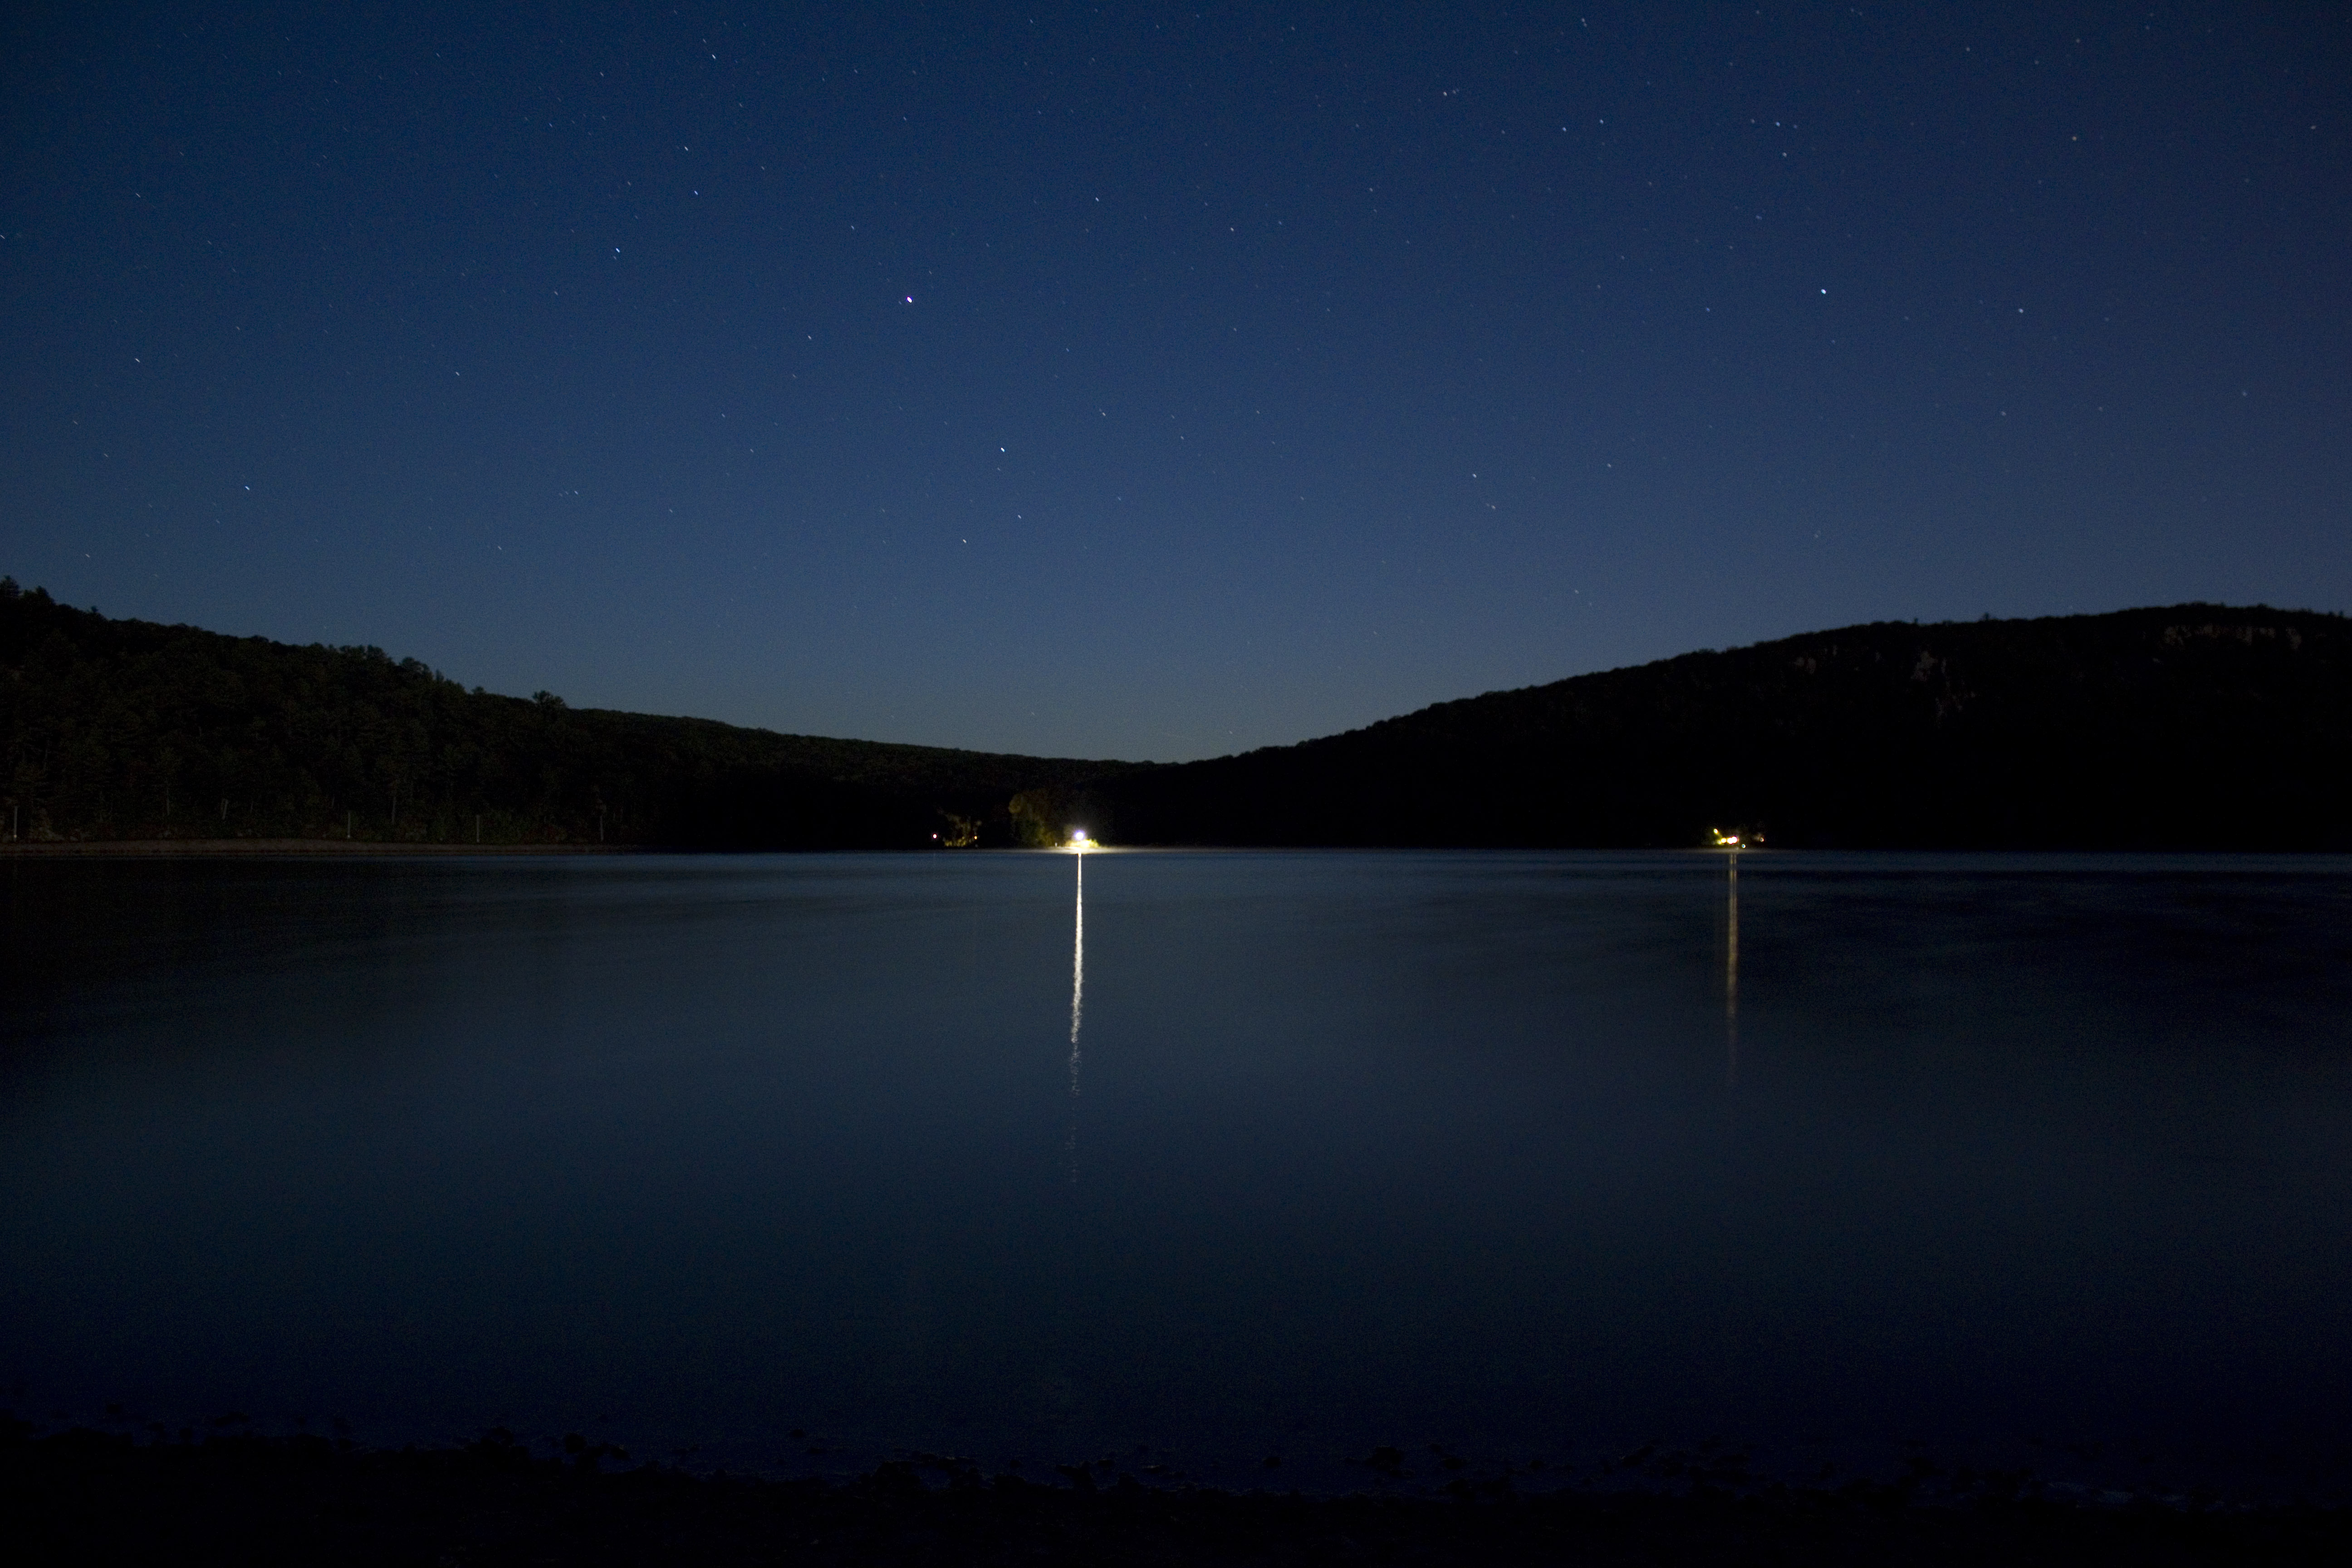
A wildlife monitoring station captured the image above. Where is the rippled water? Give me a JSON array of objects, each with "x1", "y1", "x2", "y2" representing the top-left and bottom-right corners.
[{"x1": 4, "y1": 850, "x2": 2350, "y2": 1495}]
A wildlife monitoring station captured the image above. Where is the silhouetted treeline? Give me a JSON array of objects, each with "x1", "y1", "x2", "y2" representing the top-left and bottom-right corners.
[
  {"x1": 13, "y1": 583, "x2": 2349, "y2": 851},
  {"x1": 1074, "y1": 606, "x2": 2352, "y2": 850},
  {"x1": 0, "y1": 580, "x2": 1131, "y2": 848}
]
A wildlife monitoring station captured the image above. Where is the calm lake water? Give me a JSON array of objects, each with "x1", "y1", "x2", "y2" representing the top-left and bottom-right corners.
[{"x1": 5, "y1": 850, "x2": 2351, "y2": 1496}]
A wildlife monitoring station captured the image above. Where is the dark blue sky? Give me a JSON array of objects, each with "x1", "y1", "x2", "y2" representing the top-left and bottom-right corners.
[{"x1": 5, "y1": 3, "x2": 2345, "y2": 760}]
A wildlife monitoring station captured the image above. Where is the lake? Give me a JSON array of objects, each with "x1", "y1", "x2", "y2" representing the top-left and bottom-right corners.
[{"x1": 4, "y1": 849, "x2": 2350, "y2": 1497}]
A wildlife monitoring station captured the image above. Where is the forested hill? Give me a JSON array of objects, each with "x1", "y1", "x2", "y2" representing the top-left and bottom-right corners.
[
  {"x1": 1070, "y1": 605, "x2": 2352, "y2": 850},
  {"x1": 0, "y1": 580, "x2": 1132, "y2": 848},
  {"x1": 11, "y1": 583, "x2": 2349, "y2": 851}
]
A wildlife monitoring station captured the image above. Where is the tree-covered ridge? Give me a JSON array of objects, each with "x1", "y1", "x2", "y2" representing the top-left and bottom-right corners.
[
  {"x1": 1075, "y1": 605, "x2": 2352, "y2": 849},
  {"x1": 13, "y1": 582, "x2": 2349, "y2": 850},
  {"x1": 0, "y1": 580, "x2": 1134, "y2": 847}
]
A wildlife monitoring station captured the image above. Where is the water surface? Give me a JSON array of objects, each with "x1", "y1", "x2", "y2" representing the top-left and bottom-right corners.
[{"x1": 4, "y1": 850, "x2": 2350, "y2": 1494}]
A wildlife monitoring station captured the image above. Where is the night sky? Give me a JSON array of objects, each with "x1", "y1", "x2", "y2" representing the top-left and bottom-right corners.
[{"x1": 4, "y1": 4, "x2": 2345, "y2": 761}]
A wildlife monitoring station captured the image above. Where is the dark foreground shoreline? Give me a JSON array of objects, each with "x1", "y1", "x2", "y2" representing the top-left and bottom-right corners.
[
  {"x1": 9, "y1": 1426, "x2": 2347, "y2": 1567},
  {"x1": 0, "y1": 838, "x2": 641, "y2": 856}
]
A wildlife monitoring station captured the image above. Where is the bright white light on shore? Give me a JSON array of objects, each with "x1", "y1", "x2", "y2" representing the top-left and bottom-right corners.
[{"x1": 1069, "y1": 829, "x2": 1091, "y2": 850}]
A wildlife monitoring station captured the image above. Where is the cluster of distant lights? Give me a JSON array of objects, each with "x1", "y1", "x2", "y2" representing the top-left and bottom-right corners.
[{"x1": 926, "y1": 828, "x2": 1098, "y2": 849}]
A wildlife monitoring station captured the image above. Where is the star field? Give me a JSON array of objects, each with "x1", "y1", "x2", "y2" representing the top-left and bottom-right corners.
[{"x1": 2, "y1": 2, "x2": 2345, "y2": 759}]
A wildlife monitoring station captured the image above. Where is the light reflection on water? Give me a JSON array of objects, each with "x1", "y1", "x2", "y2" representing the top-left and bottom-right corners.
[
  {"x1": 1725, "y1": 851, "x2": 1740, "y2": 1090},
  {"x1": 1067, "y1": 850, "x2": 1083, "y2": 1182},
  {"x1": 4, "y1": 849, "x2": 2352, "y2": 1497}
]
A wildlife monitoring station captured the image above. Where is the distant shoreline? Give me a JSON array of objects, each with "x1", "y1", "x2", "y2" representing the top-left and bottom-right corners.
[
  {"x1": 10, "y1": 1424, "x2": 2347, "y2": 1566},
  {"x1": 0, "y1": 838, "x2": 642, "y2": 857}
]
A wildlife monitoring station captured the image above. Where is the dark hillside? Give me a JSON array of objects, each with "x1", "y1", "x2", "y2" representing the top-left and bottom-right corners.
[
  {"x1": 0, "y1": 580, "x2": 1132, "y2": 848},
  {"x1": 14, "y1": 585, "x2": 2347, "y2": 852},
  {"x1": 1077, "y1": 606, "x2": 2352, "y2": 849}
]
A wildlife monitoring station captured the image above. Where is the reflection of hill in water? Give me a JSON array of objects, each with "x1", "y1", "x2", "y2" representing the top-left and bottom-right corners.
[{"x1": 1078, "y1": 605, "x2": 2352, "y2": 849}]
